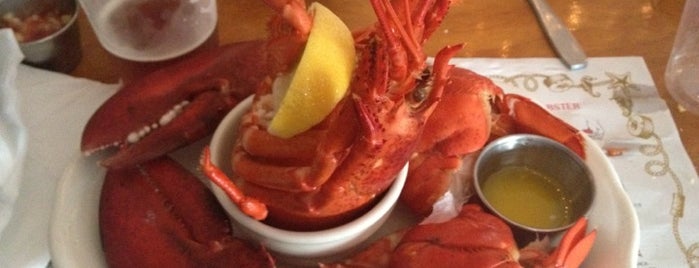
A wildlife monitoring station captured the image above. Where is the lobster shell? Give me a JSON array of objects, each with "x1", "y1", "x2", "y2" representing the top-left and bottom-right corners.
[{"x1": 99, "y1": 156, "x2": 274, "y2": 267}]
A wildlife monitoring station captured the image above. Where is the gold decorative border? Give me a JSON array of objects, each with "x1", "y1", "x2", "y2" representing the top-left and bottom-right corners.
[{"x1": 490, "y1": 72, "x2": 699, "y2": 267}]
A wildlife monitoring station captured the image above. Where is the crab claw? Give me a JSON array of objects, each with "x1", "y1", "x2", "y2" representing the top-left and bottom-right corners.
[{"x1": 80, "y1": 42, "x2": 268, "y2": 169}]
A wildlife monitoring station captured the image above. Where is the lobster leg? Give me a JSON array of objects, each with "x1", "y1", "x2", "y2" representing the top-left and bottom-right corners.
[
  {"x1": 496, "y1": 94, "x2": 586, "y2": 158},
  {"x1": 519, "y1": 217, "x2": 597, "y2": 268},
  {"x1": 201, "y1": 146, "x2": 268, "y2": 220},
  {"x1": 547, "y1": 217, "x2": 597, "y2": 267}
]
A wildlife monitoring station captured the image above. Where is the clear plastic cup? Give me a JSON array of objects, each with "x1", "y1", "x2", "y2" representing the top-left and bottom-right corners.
[
  {"x1": 665, "y1": 0, "x2": 699, "y2": 115},
  {"x1": 77, "y1": 0, "x2": 217, "y2": 62}
]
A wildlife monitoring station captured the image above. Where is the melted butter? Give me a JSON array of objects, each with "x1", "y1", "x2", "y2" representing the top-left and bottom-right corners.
[{"x1": 481, "y1": 166, "x2": 572, "y2": 229}]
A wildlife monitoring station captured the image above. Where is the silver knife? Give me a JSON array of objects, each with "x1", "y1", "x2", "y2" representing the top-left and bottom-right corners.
[{"x1": 528, "y1": 0, "x2": 588, "y2": 70}]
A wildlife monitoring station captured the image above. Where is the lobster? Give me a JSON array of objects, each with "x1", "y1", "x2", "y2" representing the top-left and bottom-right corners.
[
  {"x1": 80, "y1": 0, "x2": 309, "y2": 170},
  {"x1": 321, "y1": 204, "x2": 597, "y2": 268},
  {"x1": 202, "y1": 1, "x2": 586, "y2": 229},
  {"x1": 83, "y1": 0, "x2": 596, "y2": 265},
  {"x1": 401, "y1": 68, "x2": 585, "y2": 216},
  {"x1": 99, "y1": 156, "x2": 275, "y2": 267},
  {"x1": 201, "y1": 0, "x2": 459, "y2": 231}
]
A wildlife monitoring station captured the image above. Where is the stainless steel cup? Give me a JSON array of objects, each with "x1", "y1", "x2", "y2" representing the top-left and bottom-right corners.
[
  {"x1": 474, "y1": 134, "x2": 594, "y2": 243},
  {"x1": 0, "y1": 0, "x2": 81, "y2": 73}
]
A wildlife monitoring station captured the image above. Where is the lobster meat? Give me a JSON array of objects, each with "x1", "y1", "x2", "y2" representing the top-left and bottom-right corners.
[
  {"x1": 202, "y1": 0, "x2": 459, "y2": 230},
  {"x1": 321, "y1": 204, "x2": 597, "y2": 268},
  {"x1": 99, "y1": 156, "x2": 275, "y2": 267}
]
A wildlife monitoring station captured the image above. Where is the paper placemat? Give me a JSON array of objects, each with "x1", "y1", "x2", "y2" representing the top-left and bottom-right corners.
[{"x1": 450, "y1": 57, "x2": 698, "y2": 267}]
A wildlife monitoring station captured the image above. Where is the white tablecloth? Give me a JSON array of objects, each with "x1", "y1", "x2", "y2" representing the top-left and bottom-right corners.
[{"x1": 0, "y1": 29, "x2": 697, "y2": 267}]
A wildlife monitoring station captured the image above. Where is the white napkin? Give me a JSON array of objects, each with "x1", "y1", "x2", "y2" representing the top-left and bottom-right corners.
[
  {"x1": 0, "y1": 30, "x2": 119, "y2": 266},
  {"x1": 0, "y1": 29, "x2": 28, "y2": 247}
]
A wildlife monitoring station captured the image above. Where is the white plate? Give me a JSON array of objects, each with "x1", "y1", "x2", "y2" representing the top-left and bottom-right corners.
[{"x1": 49, "y1": 135, "x2": 639, "y2": 267}]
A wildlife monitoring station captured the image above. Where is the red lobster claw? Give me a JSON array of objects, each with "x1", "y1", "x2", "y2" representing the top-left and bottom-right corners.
[
  {"x1": 80, "y1": 41, "x2": 297, "y2": 169},
  {"x1": 99, "y1": 156, "x2": 275, "y2": 267},
  {"x1": 325, "y1": 205, "x2": 597, "y2": 268}
]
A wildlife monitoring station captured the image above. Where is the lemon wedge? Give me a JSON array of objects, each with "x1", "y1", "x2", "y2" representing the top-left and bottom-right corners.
[{"x1": 268, "y1": 2, "x2": 356, "y2": 139}]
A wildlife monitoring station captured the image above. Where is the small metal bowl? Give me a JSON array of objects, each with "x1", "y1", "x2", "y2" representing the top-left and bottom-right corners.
[
  {"x1": 0, "y1": 0, "x2": 81, "y2": 73},
  {"x1": 474, "y1": 134, "x2": 594, "y2": 236}
]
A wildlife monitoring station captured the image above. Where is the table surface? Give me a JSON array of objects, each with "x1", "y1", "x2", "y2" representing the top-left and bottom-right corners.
[
  {"x1": 69, "y1": 0, "x2": 699, "y2": 173},
  {"x1": 53, "y1": 0, "x2": 697, "y2": 266}
]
